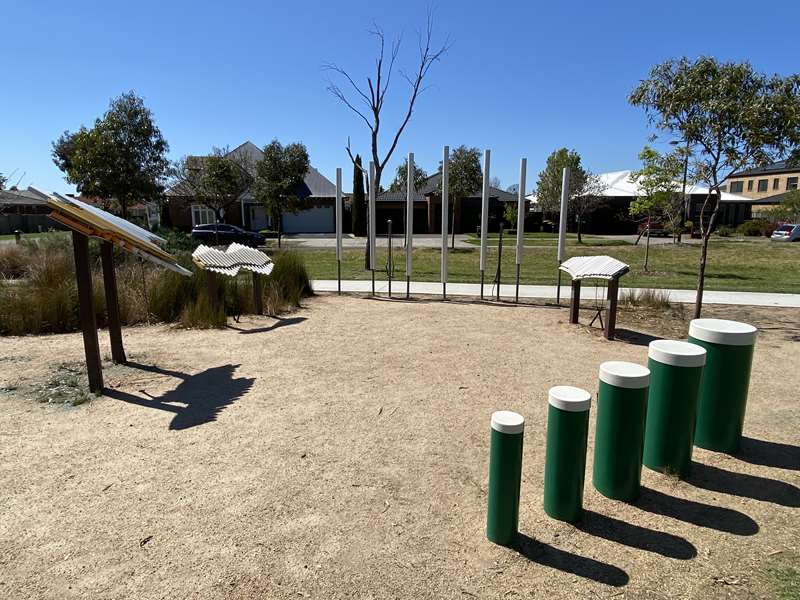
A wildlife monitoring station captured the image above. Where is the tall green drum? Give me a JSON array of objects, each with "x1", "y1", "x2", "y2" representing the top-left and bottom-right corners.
[
  {"x1": 593, "y1": 361, "x2": 650, "y2": 502},
  {"x1": 544, "y1": 386, "x2": 591, "y2": 523},
  {"x1": 689, "y1": 318, "x2": 757, "y2": 453},
  {"x1": 643, "y1": 340, "x2": 706, "y2": 479},
  {"x1": 486, "y1": 410, "x2": 525, "y2": 546}
]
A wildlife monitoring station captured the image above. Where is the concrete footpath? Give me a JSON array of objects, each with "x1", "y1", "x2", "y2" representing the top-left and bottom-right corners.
[{"x1": 311, "y1": 280, "x2": 800, "y2": 308}]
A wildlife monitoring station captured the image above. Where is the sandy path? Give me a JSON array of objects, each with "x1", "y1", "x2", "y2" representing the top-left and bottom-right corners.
[{"x1": 0, "y1": 296, "x2": 798, "y2": 599}]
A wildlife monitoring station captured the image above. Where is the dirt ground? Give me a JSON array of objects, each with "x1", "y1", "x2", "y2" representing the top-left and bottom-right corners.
[{"x1": 1, "y1": 295, "x2": 798, "y2": 599}]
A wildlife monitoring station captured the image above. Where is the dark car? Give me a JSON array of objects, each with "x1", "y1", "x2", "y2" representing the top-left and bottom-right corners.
[{"x1": 190, "y1": 223, "x2": 265, "y2": 247}]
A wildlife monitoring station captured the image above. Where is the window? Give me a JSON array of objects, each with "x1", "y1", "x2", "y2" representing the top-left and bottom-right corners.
[
  {"x1": 719, "y1": 184, "x2": 728, "y2": 192},
  {"x1": 757, "y1": 179, "x2": 768, "y2": 192},
  {"x1": 191, "y1": 204, "x2": 215, "y2": 226},
  {"x1": 788, "y1": 177, "x2": 799, "y2": 191},
  {"x1": 773, "y1": 178, "x2": 780, "y2": 190},
  {"x1": 730, "y1": 181, "x2": 744, "y2": 193},
  {"x1": 747, "y1": 180, "x2": 754, "y2": 192}
]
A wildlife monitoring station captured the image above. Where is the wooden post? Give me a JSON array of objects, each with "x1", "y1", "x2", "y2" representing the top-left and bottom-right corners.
[
  {"x1": 252, "y1": 272, "x2": 263, "y2": 315},
  {"x1": 605, "y1": 278, "x2": 620, "y2": 341},
  {"x1": 569, "y1": 279, "x2": 581, "y2": 324},
  {"x1": 71, "y1": 231, "x2": 103, "y2": 393},
  {"x1": 206, "y1": 271, "x2": 219, "y2": 309},
  {"x1": 100, "y1": 241, "x2": 126, "y2": 364}
]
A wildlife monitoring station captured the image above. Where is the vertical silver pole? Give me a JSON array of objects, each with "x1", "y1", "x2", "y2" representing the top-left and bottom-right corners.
[
  {"x1": 406, "y1": 152, "x2": 414, "y2": 299},
  {"x1": 369, "y1": 161, "x2": 376, "y2": 295},
  {"x1": 441, "y1": 145, "x2": 449, "y2": 300},
  {"x1": 480, "y1": 149, "x2": 491, "y2": 300},
  {"x1": 556, "y1": 166, "x2": 570, "y2": 304},
  {"x1": 335, "y1": 167, "x2": 342, "y2": 295},
  {"x1": 515, "y1": 158, "x2": 527, "y2": 303}
]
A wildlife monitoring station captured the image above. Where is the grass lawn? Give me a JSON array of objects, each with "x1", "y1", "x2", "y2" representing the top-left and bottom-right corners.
[
  {"x1": 295, "y1": 239, "x2": 800, "y2": 294},
  {"x1": 0, "y1": 231, "x2": 65, "y2": 241},
  {"x1": 465, "y1": 231, "x2": 630, "y2": 247}
]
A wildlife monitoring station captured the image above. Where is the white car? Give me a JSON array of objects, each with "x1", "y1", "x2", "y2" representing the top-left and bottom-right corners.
[{"x1": 770, "y1": 224, "x2": 800, "y2": 242}]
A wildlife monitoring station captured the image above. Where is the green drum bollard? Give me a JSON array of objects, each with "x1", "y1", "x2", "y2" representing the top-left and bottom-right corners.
[
  {"x1": 593, "y1": 361, "x2": 650, "y2": 502},
  {"x1": 643, "y1": 340, "x2": 706, "y2": 479},
  {"x1": 543, "y1": 386, "x2": 591, "y2": 523},
  {"x1": 486, "y1": 410, "x2": 525, "y2": 546},
  {"x1": 689, "y1": 318, "x2": 757, "y2": 453}
]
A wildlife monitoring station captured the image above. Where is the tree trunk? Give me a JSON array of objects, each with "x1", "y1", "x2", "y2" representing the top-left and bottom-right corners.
[
  {"x1": 576, "y1": 216, "x2": 582, "y2": 244},
  {"x1": 644, "y1": 216, "x2": 651, "y2": 272},
  {"x1": 450, "y1": 198, "x2": 456, "y2": 250},
  {"x1": 694, "y1": 201, "x2": 719, "y2": 319}
]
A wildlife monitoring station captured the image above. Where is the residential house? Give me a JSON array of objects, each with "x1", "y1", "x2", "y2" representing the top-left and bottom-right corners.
[
  {"x1": 166, "y1": 141, "x2": 343, "y2": 234},
  {"x1": 720, "y1": 161, "x2": 800, "y2": 220},
  {"x1": 0, "y1": 186, "x2": 62, "y2": 234}
]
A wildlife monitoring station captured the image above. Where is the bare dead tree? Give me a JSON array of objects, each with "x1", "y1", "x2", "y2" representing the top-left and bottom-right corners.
[{"x1": 324, "y1": 11, "x2": 449, "y2": 265}]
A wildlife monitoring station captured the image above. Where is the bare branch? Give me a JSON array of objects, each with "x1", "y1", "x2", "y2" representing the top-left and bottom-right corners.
[{"x1": 326, "y1": 82, "x2": 374, "y2": 131}]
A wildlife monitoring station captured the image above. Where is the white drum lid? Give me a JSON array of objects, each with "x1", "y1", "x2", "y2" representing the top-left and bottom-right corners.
[
  {"x1": 599, "y1": 361, "x2": 650, "y2": 389},
  {"x1": 491, "y1": 410, "x2": 525, "y2": 434},
  {"x1": 689, "y1": 318, "x2": 757, "y2": 346},
  {"x1": 648, "y1": 339, "x2": 706, "y2": 368},
  {"x1": 548, "y1": 386, "x2": 592, "y2": 412}
]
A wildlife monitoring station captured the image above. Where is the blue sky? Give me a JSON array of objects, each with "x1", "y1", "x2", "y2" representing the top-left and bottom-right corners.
[{"x1": 2, "y1": 0, "x2": 799, "y2": 195}]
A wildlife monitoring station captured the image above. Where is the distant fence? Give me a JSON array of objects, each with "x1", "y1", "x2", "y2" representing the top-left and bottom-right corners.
[{"x1": 0, "y1": 214, "x2": 65, "y2": 235}]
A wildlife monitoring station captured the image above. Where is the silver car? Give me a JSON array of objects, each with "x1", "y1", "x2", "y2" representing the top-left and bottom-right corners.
[{"x1": 770, "y1": 224, "x2": 800, "y2": 242}]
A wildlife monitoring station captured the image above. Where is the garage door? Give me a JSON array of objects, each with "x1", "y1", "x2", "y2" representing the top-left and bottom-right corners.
[{"x1": 282, "y1": 205, "x2": 334, "y2": 233}]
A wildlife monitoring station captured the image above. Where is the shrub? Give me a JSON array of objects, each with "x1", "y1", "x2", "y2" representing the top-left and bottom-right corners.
[
  {"x1": 715, "y1": 225, "x2": 734, "y2": 237},
  {"x1": 266, "y1": 251, "x2": 312, "y2": 312},
  {"x1": 737, "y1": 219, "x2": 772, "y2": 237},
  {"x1": 622, "y1": 288, "x2": 671, "y2": 310},
  {"x1": 259, "y1": 229, "x2": 279, "y2": 238},
  {"x1": 153, "y1": 227, "x2": 198, "y2": 253},
  {"x1": 179, "y1": 293, "x2": 227, "y2": 329},
  {"x1": 0, "y1": 244, "x2": 31, "y2": 279}
]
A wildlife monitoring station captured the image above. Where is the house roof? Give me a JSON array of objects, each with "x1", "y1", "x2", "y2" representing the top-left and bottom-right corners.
[
  {"x1": 377, "y1": 171, "x2": 516, "y2": 202},
  {"x1": 0, "y1": 186, "x2": 49, "y2": 206},
  {"x1": 729, "y1": 160, "x2": 800, "y2": 178}
]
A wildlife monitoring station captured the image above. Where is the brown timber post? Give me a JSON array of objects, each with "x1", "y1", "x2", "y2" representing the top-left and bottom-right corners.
[
  {"x1": 252, "y1": 272, "x2": 263, "y2": 315},
  {"x1": 605, "y1": 278, "x2": 620, "y2": 341},
  {"x1": 71, "y1": 231, "x2": 104, "y2": 393},
  {"x1": 569, "y1": 279, "x2": 581, "y2": 324},
  {"x1": 206, "y1": 271, "x2": 219, "y2": 310},
  {"x1": 100, "y1": 241, "x2": 126, "y2": 364}
]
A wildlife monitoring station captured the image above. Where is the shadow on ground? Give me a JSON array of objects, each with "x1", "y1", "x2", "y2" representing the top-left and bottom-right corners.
[
  {"x1": 613, "y1": 328, "x2": 662, "y2": 347},
  {"x1": 636, "y1": 486, "x2": 758, "y2": 535},
  {"x1": 578, "y1": 510, "x2": 696, "y2": 559},
  {"x1": 105, "y1": 362, "x2": 255, "y2": 430},
  {"x1": 734, "y1": 436, "x2": 800, "y2": 472},
  {"x1": 511, "y1": 533, "x2": 629, "y2": 587},
  {"x1": 227, "y1": 316, "x2": 307, "y2": 335},
  {"x1": 689, "y1": 461, "x2": 800, "y2": 507}
]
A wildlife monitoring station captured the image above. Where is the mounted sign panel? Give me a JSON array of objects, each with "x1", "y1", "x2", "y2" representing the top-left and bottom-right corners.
[
  {"x1": 559, "y1": 255, "x2": 631, "y2": 341},
  {"x1": 46, "y1": 193, "x2": 191, "y2": 392}
]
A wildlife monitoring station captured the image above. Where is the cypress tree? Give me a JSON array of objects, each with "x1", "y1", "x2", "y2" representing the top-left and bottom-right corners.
[{"x1": 351, "y1": 154, "x2": 366, "y2": 236}]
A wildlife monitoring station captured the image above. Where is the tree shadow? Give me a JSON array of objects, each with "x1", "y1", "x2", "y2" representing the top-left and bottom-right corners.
[
  {"x1": 105, "y1": 363, "x2": 254, "y2": 430},
  {"x1": 577, "y1": 510, "x2": 696, "y2": 559},
  {"x1": 613, "y1": 329, "x2": 662, "y2": 347},
  {"x1": 511, "y1": 533, "x2": 629, "y2": 587},
  {"x1": 227, "y1": 316, "x2": 307, "y2": 335},
  {"x1": 688, "y1": 461, "x2": 800, "y2": 507},
  {"x1": 636, "y1": 486, "x2": 758, "y2": 536},
  {"x1": 733, "y1": 437, "x2": 800, "y2": 472}
]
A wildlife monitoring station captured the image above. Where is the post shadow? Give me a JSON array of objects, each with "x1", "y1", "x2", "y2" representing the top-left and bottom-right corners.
[
  {"x1": 511, "y1": 533, "x2": 629, "y2": 587},
  {"x1": 636, "y1": 486, "x2": 758, "y2": 536},
  {"x1": 105, "y1": 363, "x2": 255, "y2": 430},
  {"x1": 577, "y1": 510, "x2": 696, "y2": 560},
  {"x1": 733, "y1": 437, "x2": 800, "y2": 472},
  {"x1": 688, "y1": 461, "x2": 800, "y2": 508},
  {"x1": 226, "y1": 316, "x2": 307, "y2": 334},
  {"x1": 613, "y1": 329, "x2": 662, "y2": 347}
]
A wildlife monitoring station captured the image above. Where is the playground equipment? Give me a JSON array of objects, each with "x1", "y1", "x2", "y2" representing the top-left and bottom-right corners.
[
  {"x1": 192, "y1": 243, "x2": 274, "y2": 314},
  {"x1": 593, "y1": 361, "x2": 650, "y2": 501},
  {"x1": 46, "y1": 194, "x2": 190, "y2": 392},
  {"x1": 643, "y1": 340, "x2": 706, "y2": 479},
  {"x1": 543, "y1": 386, "x2": 592, "y2": 523},
  {"x1": 559, "y1": 256, "x2": 630, "y2": 340},
  {"x1": 689, "y1": 318, "x2": 757, "y2": 453},
  {"x1": 486, "y1": 411, "x2": 525, "y2": 546}
]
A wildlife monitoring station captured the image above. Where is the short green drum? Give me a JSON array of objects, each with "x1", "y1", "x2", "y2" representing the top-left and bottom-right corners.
[
  {"x1": 544, "y1": 386, "x2": 591, "y2": 523},
  {"x1": 593, "y1": 361, "x2": 650, "y2": 502},
  {"x1": 643, "y1": 340, "x2": 706, "y2": 479},
  {"x1": 486, "y1": 410, "x2": 524, "y2": 546},
  {"x1": 689, "y1": 318, "x2": 757, "y2": 454}
]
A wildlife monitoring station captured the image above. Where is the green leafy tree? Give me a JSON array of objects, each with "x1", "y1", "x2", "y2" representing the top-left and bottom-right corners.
[
  {"x1": 535, "y1": 148, "x2": 587, "y2": 216},
  {"x1": 52, "y1": 91, "x2": 170, "y2": 220},
  {"x1": 388, "y1": 157, "x2": 429, "y2": 193},
  {"x1": 351, "y1": 154, "x2": 366, "y2": 236},
  {"x1": 771, "y1": 189, "x2": 800, "y2": 223},
  {"x1": 503, "y1": 203, "x2": 517, "y2": 228},
  {"x1": 630, "y1": 57, "x2": 800, "y2": 317},
  {"x1": 438, "y1": 145, "x2": 482, "y2": 248},
  {"x1": 252, "y1": 140, "x2": 310, "y2": 247},
  {"x1": 0, "y1": 172, "x2": 7, "y2": 190}
]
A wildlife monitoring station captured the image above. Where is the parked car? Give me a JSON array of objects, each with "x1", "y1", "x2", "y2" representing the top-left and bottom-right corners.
[
  {"x1": 190, "y1": 223, "x2": 265, "y2": 247},
  {"x1": 637, "y1": 221, "x2": 670, "y2": 237},
  {"x1": 770, "y1": 224, "x2": 800, "y2": 242}
]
